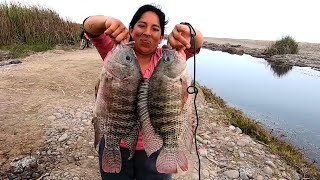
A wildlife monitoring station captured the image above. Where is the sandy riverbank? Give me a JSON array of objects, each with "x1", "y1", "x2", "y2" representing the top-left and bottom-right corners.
[{"x1": 203, "y1": 37, "x2": 320, "y2": 71}]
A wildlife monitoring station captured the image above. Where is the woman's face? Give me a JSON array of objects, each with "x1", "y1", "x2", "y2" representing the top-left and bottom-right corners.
[{"x1": 130, "y1": 11, "x2": 164, "y2": 55}]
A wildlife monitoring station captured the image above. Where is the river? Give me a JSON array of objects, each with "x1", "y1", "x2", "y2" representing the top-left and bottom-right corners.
[{"x1": 187, "y1": 49, "x2": 320, "y2": 164}]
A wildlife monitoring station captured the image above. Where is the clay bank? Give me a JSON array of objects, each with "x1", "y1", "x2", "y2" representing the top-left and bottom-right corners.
[{"x1": 203, "y1": 37, "x2": 320, "y2": 71}]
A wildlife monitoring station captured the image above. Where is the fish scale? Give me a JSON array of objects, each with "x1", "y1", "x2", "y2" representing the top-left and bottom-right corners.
[
  {"x1": 93, "y1": 42, "x2": 142, "y2": 173},
  {"x1": 137, "y1": 48, "x2": 194, "y2": 174}
]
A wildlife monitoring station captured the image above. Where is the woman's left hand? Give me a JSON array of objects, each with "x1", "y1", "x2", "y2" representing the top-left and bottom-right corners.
[{"x1": 168, "y1": 24, "x2": 192, "y2": 51}]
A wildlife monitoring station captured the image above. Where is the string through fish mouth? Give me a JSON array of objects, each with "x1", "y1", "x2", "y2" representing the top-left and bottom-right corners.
[{"x1": 181, "y1": 22, "x2": 201, "y2": 180}]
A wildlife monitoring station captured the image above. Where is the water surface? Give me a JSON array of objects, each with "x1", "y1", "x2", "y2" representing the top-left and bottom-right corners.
[{"x1": 187, "y1": 49, "x2": 320, "y2": 163}]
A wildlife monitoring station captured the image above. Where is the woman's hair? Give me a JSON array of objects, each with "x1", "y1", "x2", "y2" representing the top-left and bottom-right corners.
[{"x1": 129, "y1": 4, "x2": 169, "y2": 36}]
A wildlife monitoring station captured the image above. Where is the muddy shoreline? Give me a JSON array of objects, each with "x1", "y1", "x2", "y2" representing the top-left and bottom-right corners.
[{"x1": 203, "y1": 37, "x2": 320, "y2": 71}]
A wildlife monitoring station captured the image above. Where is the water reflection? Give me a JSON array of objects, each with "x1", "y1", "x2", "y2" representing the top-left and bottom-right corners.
[
  {"x1": 268, "y1": 62, "x2": 293, "y2": 77},
  {"x1": 187, "y1": 49, "x2": 320, "y2": 164}
]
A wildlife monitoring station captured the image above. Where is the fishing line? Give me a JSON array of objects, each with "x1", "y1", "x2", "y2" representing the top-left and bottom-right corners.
[{"x1": 180, "y1": 22, "x2": 201, "y2": 180}]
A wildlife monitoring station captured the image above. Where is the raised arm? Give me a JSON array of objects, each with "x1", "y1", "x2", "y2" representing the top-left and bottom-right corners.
[
  {"x1": 83, "y1": 15, "x2": 129, "y2": 42},
  {"x1": 83, "y1": 16, "x2": 129, "y2": 60},
  {"x1": 168, "y1": 23, "x2": 204, "y2": 54}
]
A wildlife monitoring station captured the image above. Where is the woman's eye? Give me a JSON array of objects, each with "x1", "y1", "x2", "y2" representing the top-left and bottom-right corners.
[
  {"x1": 138, "y1": 24, "x2": 145, "y2": 28},
  {"x1": 153, "y1": 28, "x2": 160, "y2": 31}
]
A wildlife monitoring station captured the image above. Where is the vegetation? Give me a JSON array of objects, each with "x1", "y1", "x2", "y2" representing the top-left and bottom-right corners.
[
  {"x1": 0, "y1": 2, "x2": 81, "y2": 58},
  {"x1": 268, "y1": 62, "x2": 293, "y2": 77},
  {"x1": 264, "y1": 35, "x2": 299, "y2": 56},
  {"x1": 200, "y1": 86, "x2": 320, "y2": 179}
]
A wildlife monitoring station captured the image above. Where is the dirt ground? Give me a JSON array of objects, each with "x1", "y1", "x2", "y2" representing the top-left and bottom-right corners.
[
  {"x1": 0, "y1": 48, "x2": 102, "y2": 178},
  {"x1": 1, "y1": 44, "x2": 317, "y2": 179}
]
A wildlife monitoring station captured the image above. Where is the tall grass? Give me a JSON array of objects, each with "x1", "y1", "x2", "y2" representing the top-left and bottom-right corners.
[
  {"x1": 265, "y1": 35, "x2": 299, "y2": 56},
  {"x1": 0, "y1": 2, "x2": 81, "y2": 57}
]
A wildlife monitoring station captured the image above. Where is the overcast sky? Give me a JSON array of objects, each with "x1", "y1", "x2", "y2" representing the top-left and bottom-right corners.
[{"x1": 3, "y1": 0, "x2": 320, "y2": 43}]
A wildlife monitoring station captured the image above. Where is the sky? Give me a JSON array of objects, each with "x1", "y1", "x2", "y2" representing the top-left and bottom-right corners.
[{"x1": 3, "y1": 0, "x2": 320, "y2": 43}]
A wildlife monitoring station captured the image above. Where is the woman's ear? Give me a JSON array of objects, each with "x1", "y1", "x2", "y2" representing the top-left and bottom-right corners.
[{"x1": 159, "y1": 35, "x2": 164, "y2": 44}]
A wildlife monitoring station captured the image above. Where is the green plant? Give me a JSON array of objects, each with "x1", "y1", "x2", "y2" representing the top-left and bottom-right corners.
[{"x1": 264, "y1": 35, "x2": 299, "y2": 56}]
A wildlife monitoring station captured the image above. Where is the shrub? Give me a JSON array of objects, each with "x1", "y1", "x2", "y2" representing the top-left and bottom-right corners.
[{"x1": 265, "y1": 35, "x2": 299, "y2": 56}]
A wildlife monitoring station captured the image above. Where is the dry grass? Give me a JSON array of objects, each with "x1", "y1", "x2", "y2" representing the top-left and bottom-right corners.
[{"x1": 0, "y1": 2, "x2": 81, "y2": 57}]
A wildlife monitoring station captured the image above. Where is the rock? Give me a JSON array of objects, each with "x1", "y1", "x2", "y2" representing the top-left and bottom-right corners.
[
  {"x1": 198, "y1": 145, "x2": 207, "y2": 157},
  {"x1": 256, "y1": 175, "x2": 264, "y2": 180},
  {"x1": 229, "y1": 125, "x2": 236, "y2": 131},
  {"x1": 53, "y1": 113, "x2": 63, "y2": 118},
  {"x1": 210, "y1": 170, "x2": 216, "y2": 176},
  {"x1": 239, "y1": 151, "x2": 245, "y2": 158},
  {"x1": 76, "y1": 112, "x2": 83, "y2": 118},
  {"x1": 9, "y1": 59, "x2": 22, "y2": 64},
  {"x1": 239, "y1": 169, "x2": 249, "y2": 180},
  {"x1": 10, "y1": 156, "x2": 37, "y2": 174},
  {"x1": 58, "y1": 133, "x2": 68, "y2": 142},
  {"x1": 223, "y1": 170, "x2": 239, "y2": 178},
  {"x1": 192, "y1": 173, "x2": 199, "y2": 179},
  {"x1": 196, "y1": 135, "x2": 204, "y2": 143},
  {"x1": 227, "y1": 142, "x2": 236, "y2": 147},
  {"x1": 202, "y1": 169, "x2": 210, "y2": 177},
  {"x1": 88, "y1": 156, "x2": 95, "y2": 159},
  {"x1": 291, "y1": 170, "x2": 300, "y2": 180},
  {"x1": 48, "y1": 116, "x2": 56, "y2": 121},
  {"x1": 203, "y1": 134, "x2": 211, "y2": 140},
  {"x1": 237, "y1": 139, "x2": 250, "y2": 147},
  {"x1": 235, "y1": 127, "x2": 243, "y2": 134},
  {"x1": 265, "y1": 160, "x2": 277, "y2": 169},
  {"x1": 263, "y1": 166, "x2": 273, "y2": 175}
]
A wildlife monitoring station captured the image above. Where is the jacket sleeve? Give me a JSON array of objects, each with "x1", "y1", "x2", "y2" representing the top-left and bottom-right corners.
[{"x1": 90, "y1": 34, "x2": 115, "y2": 61}]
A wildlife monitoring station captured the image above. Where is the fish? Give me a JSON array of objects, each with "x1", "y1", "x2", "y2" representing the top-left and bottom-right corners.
[
  {"x1": 137, "y1": 47, "x2": 194, "y2": 174},
  {"x1": 93, "y1": 42, "x2": 142, "y2": 173}
]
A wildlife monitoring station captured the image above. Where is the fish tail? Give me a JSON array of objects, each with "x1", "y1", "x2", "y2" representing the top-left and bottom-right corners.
[
  {"x1": 156, "y1": 148, "x2": 177, "y2": 174},
  {"x1": 101, "y1": 147, "x2": 122, "y2": 173},
  {"x1": 137, "y1": 78, "x2": 163, "y2": 156},
  {"x1": 141, "y1": 119, "x2": 163, "y2": 157},
  {"x1": 123, "y1": 124, "x2": 139, "y2": 160},
  {"x1": 176, "y1": 150, "x2": 188, "y2": 171}
]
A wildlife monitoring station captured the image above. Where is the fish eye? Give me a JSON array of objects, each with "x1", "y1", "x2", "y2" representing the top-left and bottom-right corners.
[{"x1": 125, "y1": 55, "x2": 131, "y2": 62}]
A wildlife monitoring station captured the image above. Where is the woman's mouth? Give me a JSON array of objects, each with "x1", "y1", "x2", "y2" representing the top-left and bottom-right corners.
[{"x1": 140, "y1": 39, "x2": 151, "y2": 45}]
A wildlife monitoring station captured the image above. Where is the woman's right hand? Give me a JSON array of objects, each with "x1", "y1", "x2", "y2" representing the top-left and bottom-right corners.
[
  {"x1": 104, "y1": 17, "x2": 129, "y2": 43},
  {"x1": 84, "y1": 16, "x2": 129, "y2": 43}
]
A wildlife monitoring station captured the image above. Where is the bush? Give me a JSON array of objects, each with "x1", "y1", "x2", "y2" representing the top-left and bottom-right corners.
[{"x1": 265, "y1": 35, "x2": 299, "y2": 56}]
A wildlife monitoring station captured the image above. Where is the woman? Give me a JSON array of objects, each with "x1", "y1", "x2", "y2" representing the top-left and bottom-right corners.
[{"x1": 83, "y1": 4, "x2": 203, "y2": 180}]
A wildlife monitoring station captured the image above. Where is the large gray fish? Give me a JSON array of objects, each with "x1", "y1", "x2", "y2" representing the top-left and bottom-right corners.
[
  {"x1": 137, "y1": 47, "x2": 194, "y2": 174},
  {"x1": 94, "y1": 42, "x2": 142, "y2": 173}
]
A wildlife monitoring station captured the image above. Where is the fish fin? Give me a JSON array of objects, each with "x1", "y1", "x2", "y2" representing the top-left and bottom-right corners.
[
  {"x1": 92, "y1": 116, "x2": 102, "y2": 150},
  {"x1": 101, "y1": 146, "x2": 122, "y2": 173},
  {"x1": 176, "y1": 150, "x2": 188, "y2": 171},
  {"x1": 180, "y1": 75, "x2": 191, "y2": 112},
  {"x1": 122, "y1": 124, "x2": 139, "y2": 160},
  {"x1": 156, "y1": 148, "x2": 177, "y2": 174},
  {"x1": 141, "y1": 119, "x2": 163, "y2": 157},
  {"x1": 137, "y1": 79, "x2": 163, "y2": 156}
]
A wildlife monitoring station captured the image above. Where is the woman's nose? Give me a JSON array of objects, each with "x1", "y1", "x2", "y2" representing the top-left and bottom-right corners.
[{"x1": 143, "y1": 28, "x2": 152, "y2": 36}]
